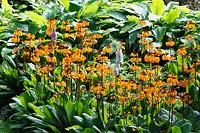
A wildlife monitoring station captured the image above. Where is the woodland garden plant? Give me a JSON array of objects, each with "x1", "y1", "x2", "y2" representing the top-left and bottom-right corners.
[{"x1": 0, "y1": 0, "x2": 200, "y2": 132}]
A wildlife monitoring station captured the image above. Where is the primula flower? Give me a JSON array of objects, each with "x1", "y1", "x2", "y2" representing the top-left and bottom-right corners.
[
  {"x1": 138, "y1": 20, "x2": 147, "y2": 25},
  {"x1": 142, "y1": 31, "x2": 151, "y2": 37},
  {"x1": 186, "y1": 21, "x2": 195, "y2": 30},
  {"x1": 185, "y1": 34, "x2": 194, "y2": 40},
  {"x1": 165, "y1": 40, "x2": 175, "y2": 47},
  {"x1": 138, "y1": 72, "x2": 150, "y2": 81},
  {"x1": 130, "y1": 65, "x2": 141, "y2": 71},
  {"x1": 139, "y1": 39, "x2": 150, "y2": 45},
  {"x1": 167, "y1": 74, "x2": 178, "y2": 85},
  {"x1": 177, "y1": 47, "x2": 187, "y2": 56}
]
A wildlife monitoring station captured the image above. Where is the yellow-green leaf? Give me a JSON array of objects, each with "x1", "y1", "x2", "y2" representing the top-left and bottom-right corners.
[
  {"x1": 79, "y1": 0, "x2": 101, "y2": 17},
  {"x1": 126, "y1": 15, "x2": 139, "y2": 22},
  {"x1": 151, "y1": 0, "x2": 164, "y2": 16},
  {"x1": 25, "y1": 11, "x2": 47, "y2": 25},
  {"x1": 163, "y1": 9, "x2": 179, "y2": 24},
  {"x1": 58, "y1": 0, "x2": 70, "y2": 11},
  {"x1": 2, "y1": 0, "x2": 12, "y2": 14}
]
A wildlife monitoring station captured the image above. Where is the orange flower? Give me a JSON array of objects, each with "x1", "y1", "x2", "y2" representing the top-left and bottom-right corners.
[
  {"x1": 142, "y1": 31, "x2": 151, "y2": 37},
  {"x1": 13, "y1": 29, "x2": 22, "y2": 36},
  {"x1": 130, "y1": 65, "x2": 141, "y2": 71},
  {"x1": 144, "y1": 53, "x2": 160, "y2": 63},
  {"x1": 165, "y1": 40, "x2": 175, "y2": 47},
  {"x1": 162, "y1": 55, "x2": 175, "y2": 61},
  {"x1": 186, "y1": 21, "x2": 195, "y2": 30},
  {"x1": 26, "y1": 32, "x2": 35, "y2": 40},
  {"x1": 139, "y1": 40, "x2": 150, "y2": 45},
  {"x1": 138, "y1": 72, "x2": 150, "y2": 81},
  {"x1": 12, "y1": 36, "x2": 20, "y2": 43},
  {"x1": 185, "y1": 34, "x2": 194, "y2": 40},
  {"x1": 102, "y1": 47, "x2": 112, "y2": 53},
  {"x1": 46, "y1": 56, "x2": 57, "y2": 63},
  {"x1": 177, "y1": 47, "x2": 187, "y2": 56},
  {"x1": 167, "y1": 74, "x2": 178, "y2": 85},
  {"x1": 138, "y1": 20, "x2": 147, "y2": 25}
]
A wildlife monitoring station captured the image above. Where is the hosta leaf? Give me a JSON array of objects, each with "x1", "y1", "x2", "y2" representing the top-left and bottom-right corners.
[
  {"x1": 79, "y1": 0, "x2": 101, "y2": 17},
  {"x1": 2, "y1": 0, "x2": 12, "y2": 14},
  {"x1": 152, "y1": 26, "x2": 167, "y2": 41},
  {"x1": 126, "y1": 15, "x2": 139, "y2": 23},
  {"x1": 168, "y1": 125, "x2": 182, "y2": 133},
  {"x1": 82, "y1": 128, "x2": 96, "y2": 133},
  {"x1": 28, "y1": 103, "x2": 45, "y2": 118},
  {"x1": 151, "y1": 0, "x2": 164, "y2": 16},
  {"x1": 64, "y1": 100, "x2": 75, "y2": 125},
  {"x1": 163, "y1": 9, "x2": 179, "y2": 24},
  {"x1": 58, "y1": 0, "x2": 70, "y2": 11},
  {"x1": 25, "y1": 11, "x2": 47, "y2": 25}
]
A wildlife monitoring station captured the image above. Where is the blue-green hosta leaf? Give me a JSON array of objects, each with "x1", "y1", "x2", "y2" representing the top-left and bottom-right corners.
[
  {"x1": 109, "y1": 11, "x2": 127, "y2": 21},
  {"x1": 58, "y1": 0, "x2": 70, "y2": 11},
  {"x1": 151, "y1": 0, "x2": 164, "y2": 16},
  {"x1": 163, "y1": 9, "x2": 179, "y2": 24},
  {"x1": 25, "y1": 11, "x2": 47, "y2": 25},
  {"x1": 152, "y1": 26, "x2": 167, "y2": 41}
]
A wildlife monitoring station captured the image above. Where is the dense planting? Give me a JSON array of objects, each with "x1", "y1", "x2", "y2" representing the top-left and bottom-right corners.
[{"x1": 0, "y1": 0, "x2": 199, "y2": 132}]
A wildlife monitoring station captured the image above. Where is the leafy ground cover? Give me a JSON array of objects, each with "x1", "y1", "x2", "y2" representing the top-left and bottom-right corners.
[{"x1": 0, "y1": 0, "x2": 200, "y2": 132}]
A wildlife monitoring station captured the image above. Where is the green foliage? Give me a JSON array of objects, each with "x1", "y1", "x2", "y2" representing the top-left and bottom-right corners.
[
  {"x1": 0, "y1": 0, "x2": 199, "y2": 132},
  {"x1": 151, "y1": 0, "x2": 164, "y2": 16}
]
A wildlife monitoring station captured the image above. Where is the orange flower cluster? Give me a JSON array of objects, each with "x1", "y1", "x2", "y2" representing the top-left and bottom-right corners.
[
  {"x1": 46, "y1": 19, "x2": 57, "y2": 37},
  {"x1": 130, "y1": 53, "x2": 141, "y2": 62},
  {"x1": 162, "y1": 54, "x2": 175, "y2": 61},
  {"x1": 167, "y1": 74, "x2": 178, "y2": 85},
  {"x1": 138, "y1": 72, "x2": 150, "y2": 81},
  {"x1": 12, "y1": 29, "x2": 22, "y2": 43},
  {"x1": 186, "y1": 21, "x2": 195, "y2": 30},
  {"x1": 144, "y1": 53, "x2": 160, "y2": 63},
  {"x1": 177, "y1": 47, "x2": 187, "y2": 56},
  {"x1": 165, "y1": 39, "x2": 175, "y2": 47}
]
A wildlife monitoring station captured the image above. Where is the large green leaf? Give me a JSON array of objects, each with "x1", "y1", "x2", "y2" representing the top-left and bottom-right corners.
[
  {"x1": 78, "y1": 0, "x2": 101, "y2": 17},
  {"x1": 82, "y1": 128, "x2": 96, "y2": 133},
  {"x1": 64, "y1": 100, "x2": 75, "y2": 125},
  {"x1": 152, "y1": 26, "x2": 167, "y2": 41},
  {"x1": 168, "y1": 125, "x2": 182, "y2": 133},
  {"x1": 163, "y1": 9, "x2": 179, "y2": 24},
  {"x1": 58, "y1": 0, "x2": 70, "y2": 11},
  {"x1": 1, "y1": 0, "x2": 12, "y2": 14},
  {"x1": 28, "y1": 103, "x2": 45, "y2": 118},
  {"x1": 25, "y1": 11, "x2": 47, "y2": 25},
  {"x1": 151, "y1": 0, "x2": 164, "y2": 16}
]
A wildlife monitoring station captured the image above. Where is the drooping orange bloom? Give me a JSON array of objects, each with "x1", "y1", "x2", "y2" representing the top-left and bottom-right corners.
[
  {"x1": 167, "y1": 74, "x2": 178, "y2": 85},
  {"x1": 185, "y1": 34, "x2": 194, "y2": 40},
  {"x1": 186, "y1": 21, "x2": 195, "y2": 30},
  {"x1": 139, "y1": 39, "x2": 150, "y2": 45},
  {"x1": 138, "y1": 20, "x2": 147, "y2": 25},
  {"x1": 177, "y1": 47, "x2": 187, "y2": 56},
  {"x1": 144, "y1": 53, "x2": 160, "y2": 63},
  {"x1": 162, "y1": 54, "x2": 175, "y2": 61},
  {"x1": 138, "y1": 72, "x2": 150, "y2": 81},
  {"x1": 165, "y1": 40, "x2": 175, "y2": 47},
  {"x1": 142, "y1": 31, "x2": 151, "y2": 37},
  {"x1": 130, "y1": 65, "x2": 141, "y2": 71}
]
